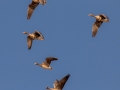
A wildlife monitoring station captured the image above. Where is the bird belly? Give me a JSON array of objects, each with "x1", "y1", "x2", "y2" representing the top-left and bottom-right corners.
[
  {"x1": 48, "y1": 88, "x2": 61, "y2": 90},
  {"x1": 34, "y1": 0, "x2": 39, "y2": 3},
  {"x1": 41, "y1": 65, "x2": 51, "y2": 69}
]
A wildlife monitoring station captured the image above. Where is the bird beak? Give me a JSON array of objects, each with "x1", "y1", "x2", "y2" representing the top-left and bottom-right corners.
[
  {"x1": 23, "y1": 32, "x2": 27, "y2": 34},
  {"x1": 88, "y1": 14, "x2": 95, "y2": 17}
]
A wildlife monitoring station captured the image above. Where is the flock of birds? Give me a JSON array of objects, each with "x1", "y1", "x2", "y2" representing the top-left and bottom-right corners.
[{"x1": 23, "y1": 0, "x2": 110, "y2": 90}]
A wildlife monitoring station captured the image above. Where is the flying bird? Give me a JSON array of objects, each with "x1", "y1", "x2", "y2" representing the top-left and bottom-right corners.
[
  {"x1": 27, "y1": 0, "x2": 46, "y2": 19},
  {"x1": 23, "y1": 30, "x2": 44, "y2": 50},
  {"x1": 89, "y1": 14, "x2": 109, "y2": 37},
  {"x1": 46, "y1": 74, "x2": 70, "y2": 90},
  {"x1": 34, "y1": 57, "x2": 58, "y2": 70}
]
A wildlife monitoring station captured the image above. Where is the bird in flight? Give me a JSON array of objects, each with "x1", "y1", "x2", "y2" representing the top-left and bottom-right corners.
[
  {"x1": 23, "y1": 30, "x2": 44, "y2": 50},
  {"x1": 27, "y1": 0, "x2": 46, "y2": 19},
  {"x1": 46, "y1": 74, "x2": 70, "y2": 90},
  {"x1": 89, "y1": 14, "x2": 109, "y2": 37},
  {"x1": 35, "y1": 57, "x2": 58, "y2": 70}
]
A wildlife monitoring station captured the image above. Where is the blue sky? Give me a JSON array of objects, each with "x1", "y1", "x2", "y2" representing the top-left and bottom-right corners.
[{"x1": 0, "y1": 0, "x2": 120, "y2": 90}]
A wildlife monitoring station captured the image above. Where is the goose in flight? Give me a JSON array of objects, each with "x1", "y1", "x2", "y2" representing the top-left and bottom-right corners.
[
  {"x1": 46, "y1": 74, "x2": 70, "y2": 90},
  {"x1": 89, "y1": 14, "x2": 109, "y2": 37},
  {"x1": 23, "y1": 30, "x2": 44, "y2": 50},
  {"x1": 35, "y1": 57, "x2": 58, "y2": 70},
  {"x1": 27, "y1": 0, "x2": 46, "y2": 19}
]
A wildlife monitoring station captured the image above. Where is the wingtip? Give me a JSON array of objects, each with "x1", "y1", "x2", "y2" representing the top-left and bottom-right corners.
[
  {"x1": 28, "y1": 47, "x2": 31, "y2": 50},
  {"x1": 55, "y1": 58, "x2": 58, "y2": 60},
  {"x1": 27, "y1": 16, "x2": 30, "y2": 20},
  {"x1": 92, "y1": 35, "x2": 95, "y2": 37},
  {"x1": 67, "y1": 74, "x2": 70, "y2": 77},
  {"x1": 27, "y1": 18, "x2": 30, "y2": 20},
  {"x1": 92, "y1": 32, "x2": 96, "y2": 37}
]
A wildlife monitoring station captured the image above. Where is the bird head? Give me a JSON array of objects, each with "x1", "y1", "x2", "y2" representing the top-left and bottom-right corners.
[
  {"x1": 34, "y1": 62, "x2": 39, "y2": 65},
  {"x1": 88, "y1": 14, "x2": 95, "y2": 17},
  {"x1": 23, "y1": 32, "x2": 28, "y2": 34}
]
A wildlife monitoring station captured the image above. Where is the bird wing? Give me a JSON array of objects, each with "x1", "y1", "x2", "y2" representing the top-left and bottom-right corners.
[
  {"x1": 57, "y1": 74, "x2": 70, "y2": 89},
  {"x1": 92, "y1": 20, "x2": 103, "y2": 37},
  {"x1": 45, "y1": 57, "x2": 58, "y2": 65},
  {"x1": 101, "y1": 14, "x2": 109, "y2": 19},
  {"x1": 27, "y1": 1, "x2": 39, "y2": 19},
  {"x1": 34, "y1": 31, "x2": 44, "y2": 40},
  {"x1": 27, "y1": 36, "x2": 33, "y2": 50},
  {"x1": 100, "y1": 14, "x2": 109, "y2": 22}
]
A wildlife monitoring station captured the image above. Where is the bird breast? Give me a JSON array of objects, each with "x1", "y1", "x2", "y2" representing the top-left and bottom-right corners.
[
  {"x1": 29, "y1": 34, "x2": 36, "y2": 39},
  {"x1": 41, "y1": 64, "x2": 51, "y2": 69},
  {"x1": 34, "y1": 0, "x2": 40, "y2": 3},
  {"x1": 48, "y1": 89, "x2": 61, "y2": 90},
  {"x1": 95, "y1": 16, "x2": 102, "y2": 21}
]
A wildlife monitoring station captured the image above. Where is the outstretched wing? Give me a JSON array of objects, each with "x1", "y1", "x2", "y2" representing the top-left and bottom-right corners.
[
  {"x1": 100, "y1": 14, "x2": 109, "y2": 19},
  {"x1": 57, "y1": 74, "x2": 70, "y2": 89},
  {"x1": 27, "y1": 36, "x2": 33, "y2": 50},
  {"x1": 45, "y1": 57, "x2": 58, "y2": 65},
  {"x1": 34, "y1": 31, "x2": 44, "y2": 40},
  {"x1": 27, "y1": 1, "x2": 39, "y2": 19},
  {"x1": 92, "y1": 20, "x2": 103, "y2": 37}
]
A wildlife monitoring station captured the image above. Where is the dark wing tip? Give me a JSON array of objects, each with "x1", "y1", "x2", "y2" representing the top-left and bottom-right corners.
[
  {"x1": 51, "y1": 57, "x2": 58, "y2": 61},
  {"x1": 64, "y1": 74, "x2": 70, "y2": 79},
  {"x1": 27, "y1": 16, "x2": 30, "y2": 20},
  {"x1": 47, "y1": 57, "x2": 58, "y2": 60},
  {"x1": 27, "y1": 36, "x2": 33, "y2": 50},
  {"x1": 28, "y1": 47, "x2": 31, "y2": 50},
  {"x1": 54, "y1": 58, "x2": 58, "y2": 60},
  {"x1": 67, "y1": 74, "x2": 70, "y2": 77},
  {"x1": 92, "y1": 34, "x2": 95, "y2": 37},
  {"x1": 28, "y1": 48, "x2": 31, "y2": 50}
]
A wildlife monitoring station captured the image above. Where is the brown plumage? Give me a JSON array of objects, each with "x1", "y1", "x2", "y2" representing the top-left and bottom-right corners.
[
  {"x1": 45, "y1": 57, "x2": 58, "y2": 66},
  {"x1": 34, "y1": 57, "x2": 58, "y2": 69},
  {"x1": 89, "y1": 14, "x2": 109, "y2": 37},
  {"x1": 92, "y1": 21, "x2": 103, "y2": 37},
  {"x1": 46, "y1": 74, "x2": 70, "y2": 90},
  {"x1": 23, "y1": 30, "x2": 44, "y2": 50},
  {"x1": 27, "y1": 36, "x2": 33, "y2": 49},
  {"x1": 27, "y1": 0, "x2": 46, "y2": 19}
]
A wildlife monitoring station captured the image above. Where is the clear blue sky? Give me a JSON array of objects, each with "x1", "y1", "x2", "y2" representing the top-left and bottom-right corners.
[{"x1": 0, "y1": 0, "x2": 120, "y2": 90}]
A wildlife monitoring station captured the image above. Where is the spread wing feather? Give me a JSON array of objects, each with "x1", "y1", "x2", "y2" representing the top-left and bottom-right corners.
[
  {"x1": 46, "y1": 57, "x2": 58, "y2": 65},
  {"x1": 27, "y1": 36, "x2": 33, "y2": 49},
  {"x1": 92, "y1": 20, "x2": 103, "y2": 37},
  {"x1": 27, "y1": 1, "x2": 39, "y2": 19},
  {"x1": 57, "y1": 74, "x2": 70, "y2": 89}
]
